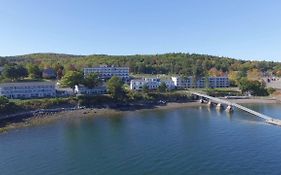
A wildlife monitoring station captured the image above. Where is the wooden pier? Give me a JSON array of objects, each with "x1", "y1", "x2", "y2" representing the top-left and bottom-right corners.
[{"x1": 192, "y1": 92, "x2": 281, "y2": 126}]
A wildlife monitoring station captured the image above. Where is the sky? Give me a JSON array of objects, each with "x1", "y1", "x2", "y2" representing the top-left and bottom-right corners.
[{"x1": 0, "y1": 0, "x2": 281, "y2": 61}]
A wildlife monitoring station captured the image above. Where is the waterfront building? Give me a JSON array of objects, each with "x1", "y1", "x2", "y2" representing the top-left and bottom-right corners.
[
  {"x1": 83, "y1": 65, "x2": 129, "y2": 81},
  {"x1": 171, "y1": 76, "x2": 230, "y2": 88},
  {"x1": 74, "y1": 85, "x2": 107, "y2": 95},
  {"x1": 130, "y1": 78, "x2": 175, "y2": 91},
  {"x1": 42, "y1": 68, "x2": 57, "y2": 79},
  {"x1": 0, "y1": 82, "x2": 56, "y2": 99}
]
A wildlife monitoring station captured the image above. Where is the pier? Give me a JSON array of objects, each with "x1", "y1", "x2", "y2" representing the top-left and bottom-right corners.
[{"x1": 191, "y1": 92, "x2": 281, "y2": 126}]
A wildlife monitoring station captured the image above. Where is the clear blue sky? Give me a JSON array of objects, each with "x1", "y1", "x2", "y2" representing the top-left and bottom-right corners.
[{"x1": 0, "y1": 0, "x2": 281, "y2": 61}]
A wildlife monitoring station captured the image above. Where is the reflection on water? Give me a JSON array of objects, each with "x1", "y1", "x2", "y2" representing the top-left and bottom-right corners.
[{"x1": 1, "y1": 104, "x2": 281, "y2": 175}]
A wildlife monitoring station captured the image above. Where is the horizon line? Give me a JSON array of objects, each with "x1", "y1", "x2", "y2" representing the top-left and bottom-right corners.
[{"x1": 0, "y1": 51, "x2": 277, "y2": 62}]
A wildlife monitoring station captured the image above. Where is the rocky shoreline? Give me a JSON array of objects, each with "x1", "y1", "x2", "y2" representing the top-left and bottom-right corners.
[{"x1": 0, "y1": 97, "x2": 280, "y2": 133}]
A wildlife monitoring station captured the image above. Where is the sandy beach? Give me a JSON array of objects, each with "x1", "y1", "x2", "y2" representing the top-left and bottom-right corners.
[{"x1": 0, "y1": 97, "x2": 280, "y2": 133}]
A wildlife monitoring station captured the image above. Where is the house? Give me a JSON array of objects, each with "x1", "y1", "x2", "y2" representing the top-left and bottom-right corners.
[
  {"x1": 42, "y1": 68, "x2": 56, "y2": 79},
  {"x1": 130, "y1": 78, "x2": 175, "y2": 91},
  {"x1": 84, "y1": 65, "x2": 129, "y2": 81},
  {"x1": 171, "y1": 76, "x2": 230, "y2": 88},
  {"x1": 74, "y1": 85, "x2": 107, "y2": 95},
  {"x1": 0, "y1": 82, "x2": 56, "y2": 99}
]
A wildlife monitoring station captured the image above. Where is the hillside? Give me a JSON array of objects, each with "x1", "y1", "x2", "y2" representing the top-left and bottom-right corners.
[{"x1": 0, "y1": 53, "x2": 280, "y2": 76}]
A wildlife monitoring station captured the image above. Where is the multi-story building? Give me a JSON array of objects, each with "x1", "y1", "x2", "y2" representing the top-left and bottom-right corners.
[
  {"x1": 171, "y1": 76, "x2": 229, "y2": 88},
  {"x1": 171, "y1": 76, "x2": 192, "y2": 88},
  {"x1": 83, "y1": 65, "x2": 129, "y2": 81},
  {"x1": 0, "y1": 82, "x2": 56, "y2": 99},
  {"x1": 130, "y1": 78, "x2": 175, "y2": 91},
  {"x1": 208, "y1": 77, "x2": 230, "y2": 88}
]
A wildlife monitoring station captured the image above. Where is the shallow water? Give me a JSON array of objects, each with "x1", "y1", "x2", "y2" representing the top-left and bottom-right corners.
[{"x1": 1, "y1": 104, "x2": 281, "y2": 175}]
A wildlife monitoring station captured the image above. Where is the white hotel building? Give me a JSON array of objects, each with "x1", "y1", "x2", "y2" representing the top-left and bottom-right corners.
[
  {"x1": 84, "y1": 66, "x2": 129, "y2": 80},
  {"x1": 0, "y1": 82, "x2": 56, "y2": 99},
  {"x1": 171, "y1": 76, "x2": 230, "y2": 88},
  {"x1": 130, "y1": 78, "x2": 175, "y2": 91}
]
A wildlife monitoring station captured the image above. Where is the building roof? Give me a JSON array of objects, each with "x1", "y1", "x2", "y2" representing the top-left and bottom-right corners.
[{"x1": 0, "y1": 81, "x2": 56, "y2": 87}]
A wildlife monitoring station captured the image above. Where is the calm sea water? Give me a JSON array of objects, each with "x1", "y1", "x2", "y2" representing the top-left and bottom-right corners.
[{"x1": 1, "y1": 104, "x2": 281, "y2": 175}]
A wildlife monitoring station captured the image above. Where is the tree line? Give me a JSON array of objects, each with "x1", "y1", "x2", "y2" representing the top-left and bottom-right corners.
[{"x1": 1, "y1": 53, "x2": 279, "y2": 76}]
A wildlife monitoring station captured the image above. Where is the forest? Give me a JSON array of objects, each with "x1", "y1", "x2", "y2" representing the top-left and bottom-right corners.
[{"x1": 0, "y1": 53, "x2": 280, "y2": 76}]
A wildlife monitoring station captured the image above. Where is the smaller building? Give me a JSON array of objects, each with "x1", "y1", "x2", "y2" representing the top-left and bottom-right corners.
[
  {"x1": 130, "y1": 78, "x2": 175, "y2": 91},
  {"x1": 42, "y1": 68, "x2": 56, "y2": 79},
  {"x1": 171, "y1": 76, "x2": 229, "y2": 88},
  {"x1": 0, "y1": 82, "x2": 56, "y2": 99},
  {"x1": 74, "y1": 85, "x2": 107, "y2": 95}
]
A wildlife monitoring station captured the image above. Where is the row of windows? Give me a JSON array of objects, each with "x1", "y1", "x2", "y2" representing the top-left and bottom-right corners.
[
  {"x1": 84, "y1": 69, "x2": 129, "y2": 72},
  {"x1": 1, "y1": 90, "x2": 55, "y2": 94},
  {"x1": 2, "y1": 86, "x2": 54, "y2": 90}
]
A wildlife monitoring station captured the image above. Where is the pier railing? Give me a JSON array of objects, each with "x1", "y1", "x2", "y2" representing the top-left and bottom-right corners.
[{"x1": 191, "y1": 92, "x2": 281, "y2": 126}]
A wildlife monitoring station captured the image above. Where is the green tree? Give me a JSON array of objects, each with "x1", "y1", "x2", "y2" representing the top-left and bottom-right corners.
[
  {"x1": 107, "y1": 76, "x2": 125, "y2": 100},
  {"x1": 2, "y1": 65, "x2": 17, "y2": 80},
  {"x1": 27, "y1": 64, "x2": 42, "y2": 79},
  {"x1": 16, "y1": 65, "x2": 28, "y2": 79},
  {"x1": 60, "y1": 71, "x2": 83, "y2": 90},
  {"x1": 158, "y1": 82, "x2": 167, "y2": 92},
  {"x1": 0, "y1": 96, "x2": 9, "y2": 110},
  {"x1": 83, "y1": 73, "x2": 102, "y2": 88},
  {"x1": 238, "y1": 78, "x2": 268, "y2": 96},
  {"x1": 0, "y1": 96, "x2": 16, "y2": 113},
  {"x1": 142, "y1": 84, "x2": 149, "y2": 93},
  {"x1": 191, "y1": 62, "x2": 205, "y2": 88},
  {"x1": 2, "y1": 64, "x2": 28, "y2": 81}
]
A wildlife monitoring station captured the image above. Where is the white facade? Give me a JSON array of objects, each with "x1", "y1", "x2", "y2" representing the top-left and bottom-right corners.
[
  {"x1": 130, "y1": 78, "x2": 175, "y2": 91},
  {"x1": 171, "y1": 76, "x2": 230, "y2": 88},
  {"x1": 84, "y1": 66, "x2": 129, "y2": 80},
  {"x1": 0, "y1": 82, "x2": 56, "y2": 99},
  {"x1": 74, "y1": 85, "x2": 107, "y2": 95}
]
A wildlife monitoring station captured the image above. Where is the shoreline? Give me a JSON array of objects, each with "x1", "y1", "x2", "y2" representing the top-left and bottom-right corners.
[{"x1": 0, "y1": 98, "x2": 280, "y2": 133}]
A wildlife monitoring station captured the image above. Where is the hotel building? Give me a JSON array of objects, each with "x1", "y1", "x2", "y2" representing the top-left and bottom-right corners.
[
  {"x1": 171, "y1": 76, "x2": 230, "y2": 88},
  {"x1": 83, "y1": 66, "x2": 129, "y2": 80},
  {"x1": 130, "y1": 78, "x2": 175, "y2": 91},
  {"x1": 0, "y1": 82, "x2": 56, "y2": 99}
]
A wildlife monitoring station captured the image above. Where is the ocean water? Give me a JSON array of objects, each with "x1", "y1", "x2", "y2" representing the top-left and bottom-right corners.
[{"x1": 1, "y1": 104, "x2": 281, "y2": 175}]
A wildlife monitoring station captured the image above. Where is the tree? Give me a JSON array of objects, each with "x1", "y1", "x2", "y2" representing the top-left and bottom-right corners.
[
  {"x1": 142, "y1": 84, "x2": 149, "y2": 93},
  {"x1": 27, "y1": 64, "x2": 42, "y2": 79},
  {"x1": 107, "y1": 76, "x2": 125, "y2": 100},
  {"x1": 238, "y1": 78, "x2": 268, "y2": 96},
  {"x1": 0, "y1": 96, "x2": 9, "y2": 110},
  {"x1": 55, "y1": 63, "x2": 64, "y2": 80},
  {"x1": 247, "y1": 68, "x2": 261, "y2": 81},
  {"x1": 2, "y1": 64, "x2": 28, "y2": 81},
  {"x1": 267, "y1": 87, "x2": 276, "y2": 95},
  {"x1": 83, "y1": 73, "x2": 102, "y2": 88},
  {"x1": 228, "y1": 71, "x2": 240, "y2": 86},
  {"x1": 208, "y1": 67, "x2": 223, "y2": 77},
  {"x1": 192, "y1": 61, "x2": 205, "y2": 88},
  {"x1": 59, "y1": 71, "x2": 83, "y2": 90},
  {"x1": 0, "y1": 96, "x2": 15, "y2": 113},
  {"x1": 158, "y1": 82, "x2": 167, "y2": 92}
]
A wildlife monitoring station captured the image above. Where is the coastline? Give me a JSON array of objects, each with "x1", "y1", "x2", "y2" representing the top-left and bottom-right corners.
[{"x1": 0, "y1": 97, "x2": 280, "y2": 133}]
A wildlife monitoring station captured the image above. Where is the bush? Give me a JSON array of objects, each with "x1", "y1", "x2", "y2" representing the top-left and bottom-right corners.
[
  {"x1": 78, "y1": 95, "x2": 113, "y2": 107},
  {"x1": 267, "y1": 87, "x2": 276, "y2": 95}
]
